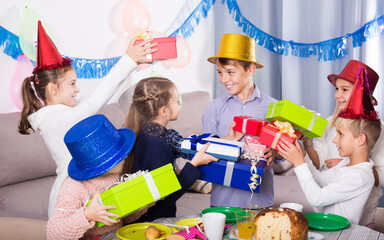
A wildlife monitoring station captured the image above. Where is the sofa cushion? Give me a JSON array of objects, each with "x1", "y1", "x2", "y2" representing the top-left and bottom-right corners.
[
  {"x1": 0, "y1": 176, "x2": 55, "y2": 220},
  {"x1": 0, "y1": 112, "x2": 56, "y2": 187},
  {"x1": 167, "y1": 91, "x2": 211, "y2": 137},
  {"x1": 0, "y1": 103, "x2": 125, "y2": 187},
  {"x1": 0, "y1": 217, "x2": 46, "y2": 240}
]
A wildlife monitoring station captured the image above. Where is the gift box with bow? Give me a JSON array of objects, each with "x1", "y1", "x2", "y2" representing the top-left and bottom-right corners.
[
  {"x1": 93, "y1": 163, "x2": 181, "y2": 227},
  {"x1": 135, "y1": 37, "x2": 177, "y2": 60},
  {"x1": 233, "y1": 116, "x2": 269, "y2": 136},
  {"x1": 258, "y1": 121, "x2": 302, "y2": 150},
  {"x1": 181, "y1": 134, "x2": 245, "y2": 162},
  {"x1": 244, "y1": 135, "x2": 267, "y2": 158},
  {"x1": 266, "y1": 99, "x2": 328, "y2": 138},
  {"x1": 197, "y1": 159, "x2": 267, "y2": 193}
]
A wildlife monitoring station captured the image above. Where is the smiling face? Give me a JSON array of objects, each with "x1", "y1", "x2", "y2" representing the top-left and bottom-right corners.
[
  {"x1": 334, "y1": 78, "x2": 354, "y2": 111},
  {"x1": 216, "y1": 61, "x2": 254, "y2": 96},
  {"x1": 333, "y1": 123, "x2": 357, "y2": 157},
  {"x1": 56, "y1": 69, "x2": 79, "y2": 107}
]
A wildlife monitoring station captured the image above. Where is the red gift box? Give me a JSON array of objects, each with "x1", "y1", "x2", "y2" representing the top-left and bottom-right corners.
[
  {"x1": 233, "y1": 116, "x2": 268, "y2": 136},
  {"x1": 258, "y1": 121, "x2": 302, "y2": 150},
  {"x1": 135, "y1": 37, "x2": 177, "y2": 60}
]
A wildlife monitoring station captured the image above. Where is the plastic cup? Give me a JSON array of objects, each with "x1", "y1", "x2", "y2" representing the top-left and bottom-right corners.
[
  {"x1": 244, "y1": 204, "x2": 265, "y2": 218},
  {"x1": 235, "y1": 210, "x2": 255, "y2": 240}
]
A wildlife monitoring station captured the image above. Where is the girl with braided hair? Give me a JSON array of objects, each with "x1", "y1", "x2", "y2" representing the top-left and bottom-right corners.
[{"x1": 122, "y1": 77, "x2": 218, "y2": 221}]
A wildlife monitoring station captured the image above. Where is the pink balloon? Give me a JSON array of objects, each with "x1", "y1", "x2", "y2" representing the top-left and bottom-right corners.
[
  {"x1": 10, "y1": 54, "x2": 34, "y2": 110},
  {"x1": 172, "y1": 36, "x2": 191, "y2": 69},
  {"x1": 122, "y1": 0, "x2": 151, "y2": 35},
  {"x1": 161, "y1": 59, "x2": 175, "y2": 69}
]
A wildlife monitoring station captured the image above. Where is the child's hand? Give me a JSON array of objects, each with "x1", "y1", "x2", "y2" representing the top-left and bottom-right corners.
[
  {"x1": 324, "y1": 158, "x2": 343, "y2": 169},
  {"x1": 190, "y1": 142, "x2": 219, "y2": 167},
  {"x1": 84, "y1": 193, "x2": 120, "y2": 226},
  {"x1": 277, "y1": 139, "x2": 305, "y2": 167},
  {"x1": 126, "y1": 38, "x2": 158, "y2": 65},
  {"x1": 263, "y1": 147, "x2": 282, "y2": 168},
  {"x1": 222, "y1": 122, "x2": 245, "y2": 141}
]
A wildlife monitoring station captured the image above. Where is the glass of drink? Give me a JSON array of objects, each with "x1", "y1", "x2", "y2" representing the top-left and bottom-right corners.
[{"x1": 235, "y1": 210, "x2": 255, "y2": 240}]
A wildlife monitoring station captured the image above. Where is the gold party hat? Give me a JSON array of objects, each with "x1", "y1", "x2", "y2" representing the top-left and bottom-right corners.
[{"x1": 208, "y1": 33, "x2": 263, "y2": 68}]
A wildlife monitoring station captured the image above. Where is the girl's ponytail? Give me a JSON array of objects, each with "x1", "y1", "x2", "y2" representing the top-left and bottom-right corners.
[{"x1": 18, "y1": 76, "x2": 43, "y2": 134}]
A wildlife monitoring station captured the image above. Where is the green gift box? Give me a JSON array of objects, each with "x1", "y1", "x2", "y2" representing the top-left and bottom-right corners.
[
  {"x1": 266, "y1": 100, "x2": 328, "y2": 138},
  {"x1": 94, "y1": 163, "x2": 181, "y2": 227}
]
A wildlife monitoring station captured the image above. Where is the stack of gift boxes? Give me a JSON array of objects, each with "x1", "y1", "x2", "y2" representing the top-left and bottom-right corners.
[
  {"x1": 93, "y1": 100, "x2": 328, "y2": 227},
  {"x1": 181, "y1": 99, "x2": 328, "y2": 194}
]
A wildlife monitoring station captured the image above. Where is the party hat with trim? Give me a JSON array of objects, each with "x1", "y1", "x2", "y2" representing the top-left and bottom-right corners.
[
  {"x1": 338, "y1": 67, "x2": 380, "y2": 121},
  {"x1": 32, "y1": 21, "x2": 72, "y2": 74}
]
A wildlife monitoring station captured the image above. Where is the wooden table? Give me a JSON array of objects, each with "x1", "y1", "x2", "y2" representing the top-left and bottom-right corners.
[{"x1": 101, "y1": 215, "x2": 384, "y2": 240}]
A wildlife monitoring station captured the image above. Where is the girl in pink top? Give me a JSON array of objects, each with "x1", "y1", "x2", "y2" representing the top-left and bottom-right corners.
[{"x1": 47, "y1": 115, "x2": 146, "y2": 240}]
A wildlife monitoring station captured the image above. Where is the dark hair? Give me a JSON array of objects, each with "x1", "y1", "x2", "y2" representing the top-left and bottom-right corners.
[
  {"x1": 18, "y1": 65, "x2": 74, "y2": 134},
  {"x1": 217, "y1": 58, "x2": 252, "y2": 71},
  {"x1": 122, "y1": 77, "x2": 175, "y2": 173}
]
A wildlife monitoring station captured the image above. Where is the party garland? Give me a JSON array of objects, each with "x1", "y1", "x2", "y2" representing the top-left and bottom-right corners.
[
  {"x1": 223, "y1": 0, "x2": 384, "y2": 61},
  {"x1": 1, "y1": 0, "x2": 383, "y2": 78}
]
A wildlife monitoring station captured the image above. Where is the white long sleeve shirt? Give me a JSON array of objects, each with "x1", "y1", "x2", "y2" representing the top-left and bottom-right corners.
[
  {"x1": 310, "y1": 116, "x2": 384, "y2": 225},
  {"x1": 28, "y1": 54, "x2": 136, "y2": 217},
  {"x1": 294, "y1": 159, "x2": 374, "y2": 225}
]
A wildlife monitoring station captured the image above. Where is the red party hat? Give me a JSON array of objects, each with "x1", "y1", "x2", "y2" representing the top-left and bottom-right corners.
[
  {"x1": 338, "y1": 67, "x2": 380, "y2": 121},
  {"x1": 32, "y1": 21, "x2": 72, "y2": 74}
]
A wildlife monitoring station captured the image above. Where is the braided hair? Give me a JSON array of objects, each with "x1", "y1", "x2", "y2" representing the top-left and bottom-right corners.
[{"x1": 122, "y1": 77, "x2": 175, "y2": 173}]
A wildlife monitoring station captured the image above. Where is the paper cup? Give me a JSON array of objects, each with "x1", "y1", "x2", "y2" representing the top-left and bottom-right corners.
[{"x1": 280, "y1": 202, "x2": 303, "y2": 212}]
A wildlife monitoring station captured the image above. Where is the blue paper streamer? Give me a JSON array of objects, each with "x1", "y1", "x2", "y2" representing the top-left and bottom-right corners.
[
  {"x1": 223, "y1": 0, "x2": 355, "y2": 61},
  {"x1": 66, "y1": 56, "x2": 121, "y2": 79},
  {"x1": 0, "y1": 26, "x2": 22, "y2": 60},
  {"x1": 169, "y1": 0, "x2": 215, "y2": 38},
  {"x1": 1, "y1": 0, "x2": 384, "y2": 78}
]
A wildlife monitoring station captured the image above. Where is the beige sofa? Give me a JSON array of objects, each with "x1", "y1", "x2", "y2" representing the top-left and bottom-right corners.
[{"x1": 0, "y1": 89, "x2": 314, "y2": 239}]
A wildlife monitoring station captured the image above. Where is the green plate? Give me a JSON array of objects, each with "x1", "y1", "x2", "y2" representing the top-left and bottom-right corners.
[
  {"x1": 304, "y1": 213, "x2": 350, "y2": 231},
  {"x1": 200, "y1": 207, "x2": 243, "y2": 223},
  {"x1": 116, "y1": 222, "x2": 172, "y2": 240}
]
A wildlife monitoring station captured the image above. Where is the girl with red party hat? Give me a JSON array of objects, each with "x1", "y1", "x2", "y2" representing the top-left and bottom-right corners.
[
  {"x1": 18, "y1": 21, "x2": 157, "y2": 217},
  {"x1": 302, "y1": 60, "x2": 384, "y2": 227},
  {"x1": 278, "y1": 73, "x2": 382, "y2": 225}
]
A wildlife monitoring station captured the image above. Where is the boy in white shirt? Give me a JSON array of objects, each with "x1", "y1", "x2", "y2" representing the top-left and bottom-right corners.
[{"x1": 278, "y1": 69, "x2": 382, "y2": 225}]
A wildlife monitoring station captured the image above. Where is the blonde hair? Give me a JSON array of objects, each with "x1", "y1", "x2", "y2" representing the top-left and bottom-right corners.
[
  {"x1": 335, "y1": 117, "x2": 382, "y2": 153},
  {"x1": 122, "y1": 77, "x2": 176, "y2": 173},
  {"x1": 18, "y1": 65, "x2": 74, "y2": 134}
]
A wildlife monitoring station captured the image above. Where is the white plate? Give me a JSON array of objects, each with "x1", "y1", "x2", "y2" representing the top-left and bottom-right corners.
[{"x1": 308, "y1": 231, "x2": 324, "y2": 240}]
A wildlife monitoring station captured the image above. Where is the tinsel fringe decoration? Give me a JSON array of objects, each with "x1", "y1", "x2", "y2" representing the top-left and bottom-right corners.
[{"x1": 1, "y1": 0, "x2": 383, "y2": 78}]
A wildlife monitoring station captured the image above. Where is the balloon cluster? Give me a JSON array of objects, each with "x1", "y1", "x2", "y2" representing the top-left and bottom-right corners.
[{"x1": 121, "y1": 0, "x2": 191, "y2": 70}]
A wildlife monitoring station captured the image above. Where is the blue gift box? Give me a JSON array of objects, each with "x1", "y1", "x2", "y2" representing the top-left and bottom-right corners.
[
  {"x1": 181, "y1": 134, "x2": 245, "y2": 162},
  {"x1": 197, "y1": 159, "x2": 267, "y2": 193}
]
